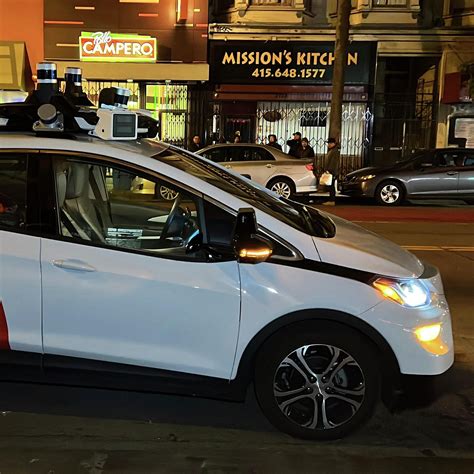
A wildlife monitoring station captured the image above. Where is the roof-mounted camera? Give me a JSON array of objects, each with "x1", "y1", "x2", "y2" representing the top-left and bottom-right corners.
[{"x1": 90, "y1": 87, "x2": 137, "y2": 140}]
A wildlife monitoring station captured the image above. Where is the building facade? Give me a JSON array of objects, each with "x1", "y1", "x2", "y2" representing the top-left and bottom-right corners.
[
  {"x1": 208, "y1": 0, "x2": 474, "y2": 172},
  {"x1": 0, "y1": 0, "x2": 210, "y2": 148}
]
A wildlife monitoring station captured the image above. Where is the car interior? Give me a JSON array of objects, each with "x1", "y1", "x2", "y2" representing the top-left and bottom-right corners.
[{"x1": 54, "y1": 159, "x2": 202, "y2": 257}]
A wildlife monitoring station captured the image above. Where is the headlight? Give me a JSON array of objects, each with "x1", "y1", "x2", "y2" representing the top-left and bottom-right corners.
[
  {"x1": 359, "y1": 174, "x2": 376, "y2": 181},
  {"x1": 373, "y1": 278, "x2": 431, "y2": 308}
]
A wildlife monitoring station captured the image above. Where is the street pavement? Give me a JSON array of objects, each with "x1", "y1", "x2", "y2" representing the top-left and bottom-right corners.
[{"x1": 0, "y1": 203, "x2": 473, "y2": 473}]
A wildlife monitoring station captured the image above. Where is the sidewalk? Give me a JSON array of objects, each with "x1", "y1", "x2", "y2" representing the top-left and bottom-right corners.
[{"x1": 313, "y1": 204, "x2": 474, "y2": 223}]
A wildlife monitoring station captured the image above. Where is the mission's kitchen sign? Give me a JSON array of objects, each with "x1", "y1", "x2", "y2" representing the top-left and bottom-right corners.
[
  {"x1": 210, "y1": 41, "x2": 376, "y2": 85},
  {"x1": 79, "y1": 31, "x2": 157, "y2": 63}
]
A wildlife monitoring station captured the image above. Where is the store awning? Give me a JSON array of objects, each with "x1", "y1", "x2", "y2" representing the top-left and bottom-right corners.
[
  {"x1": 56, "y1": 61, "x2": 209, "y2": 82},
  {"x1": 0, "y1": 41, "x2": 28, "y2": 91}
]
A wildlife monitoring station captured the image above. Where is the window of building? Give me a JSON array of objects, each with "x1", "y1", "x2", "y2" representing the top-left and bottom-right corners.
[
  {"x1": 373, "y1": 0, "x2": 408, "y2": 6},
  {"x1": 146, "y1": 84, "x2": 188, "y2": 147},
  {"x1": 250, "y1": 0, "x2": 291, "y2": 5},
  {"x1": 80, "y1": 81, "x2": 140, "y2": 109},
  {"x1": 0, "y1": 153, "x2": 27, "y2": 230}
]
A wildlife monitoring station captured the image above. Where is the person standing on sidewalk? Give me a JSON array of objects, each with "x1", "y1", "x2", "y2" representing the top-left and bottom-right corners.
[
  {"x1": 300, "y1": 138, "x2": 315, "y2": 159},
  {"x1": 323, "y1": 137, "x2": 340, "y2": 206},
  {"x1": 188, "y1": 135, "x2": 202, "y2": 152},
  {"x1": 267, "y1": 134, "x2": 282, "y2": 151},
  {"x1": 286, "y1": 132, "x2": 303, "y2": 158}
]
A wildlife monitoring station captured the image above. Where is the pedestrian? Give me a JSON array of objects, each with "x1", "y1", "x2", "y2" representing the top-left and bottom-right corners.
[
  {"x1": 300, "y1": 137, "x2": 315, "y2": 158},
  {"x1": 322, "y1": 137, "x2": 340, "y2": 206},
  {"x1": 267, "y1": 134, "x2": 282, "y2": 151},
  {"x1": 286, "y1": 132, "x2": 303, "y2": 158},
  {"x1": 188, "y1": 134, "x2": 202, "y2": 152}
]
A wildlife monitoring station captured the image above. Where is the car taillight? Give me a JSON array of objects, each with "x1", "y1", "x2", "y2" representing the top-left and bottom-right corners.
[{"x1": 305, "y1": 163, "x2": 314, "y2": 171}]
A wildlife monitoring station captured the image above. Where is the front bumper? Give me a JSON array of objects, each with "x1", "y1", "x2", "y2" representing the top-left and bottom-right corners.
[{"x1": 340, "y1": 180, "x2": 373, "y2": 197}]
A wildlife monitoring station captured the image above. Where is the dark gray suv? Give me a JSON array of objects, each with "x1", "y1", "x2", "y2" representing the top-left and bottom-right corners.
[{"x1": 341, "y1": 148, "x2": 474, "y2": 206}]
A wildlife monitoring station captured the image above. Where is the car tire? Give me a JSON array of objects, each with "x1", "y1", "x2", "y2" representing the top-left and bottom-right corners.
[
  {"x1": 375, "y1": 180, "x2": 405, "y2": 206},
  {"x1": 267, "y1": 177, "x2": 296, "y2": 199},
  {"x1": 254, "y1": 322, "x2": 380, "y2": 440}
]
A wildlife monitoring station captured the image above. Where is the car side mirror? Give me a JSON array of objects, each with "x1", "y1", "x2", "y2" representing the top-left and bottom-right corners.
[{"x1": 232, "y1": 208, "x2": 273, "y2": 264}]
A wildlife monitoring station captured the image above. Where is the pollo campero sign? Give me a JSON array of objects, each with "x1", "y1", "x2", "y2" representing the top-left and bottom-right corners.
[{"x1": 80, "y1": 31, "x2": 157, "y2": 63}]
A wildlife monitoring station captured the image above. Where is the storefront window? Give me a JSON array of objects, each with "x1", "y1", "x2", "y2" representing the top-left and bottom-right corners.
[
  {"x1": 145, "y1": 84, "x2": 188, "y2": 146},
  {"x1": 80, "y1": 81, "x2": 140, "y2": 110},
  {"x1": 256, "y1": 101, "x2": 371, "y2": 160}
]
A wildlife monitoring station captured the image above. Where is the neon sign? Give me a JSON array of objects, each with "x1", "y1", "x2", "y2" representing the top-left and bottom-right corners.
[{"x1": 80, "y1": 31, "x2": 157, "y2": 63}]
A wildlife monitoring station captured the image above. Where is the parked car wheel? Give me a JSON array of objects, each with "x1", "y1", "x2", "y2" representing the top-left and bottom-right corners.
[
  {"x1": 159, "y1": 185, "x2": 179, "y2": 201},
  {"x1": 267, "y1": 177, "x2": 296, "y2": 199},
  {"x1": 375, "y1": 180, "x2": 405, "y2": 206},
  {"x1": 254, "y1": 322, "x2": 380, "y2": 440}
]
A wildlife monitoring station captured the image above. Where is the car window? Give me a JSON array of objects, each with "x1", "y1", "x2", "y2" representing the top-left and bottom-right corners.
[
  {"x1": 203, "y1": 199, "x2": 296, "y2": 258},
  {"x1": 234, "y1": 147, "x2": 274, "y2": 162},
  {"x1": 435, "y1": 152, "x2": 456, "y2": 168},
  {"x1": 53, "y1": 157, "x2": 204, "y2": 260},
  {"x1": 462, "y1": 154, "x2": 474, "y2": 166},
  {"x1": 408, "y1": 152, "x2": 434, "y2": 169},
  {"x1": 202, "y1": 148, "x2": 226, "y2": 163},
  {"x1": 0, "y1": 153, "x2": 27, "y2": 230}
]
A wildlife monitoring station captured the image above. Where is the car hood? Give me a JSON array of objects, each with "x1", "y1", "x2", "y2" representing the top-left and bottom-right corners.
[
  {"x1": 312, "y1": 213, "x2": 424, "y2": 279},
  {"x1": 345, "y1": 163, "x2": 404, "y2": 178}
]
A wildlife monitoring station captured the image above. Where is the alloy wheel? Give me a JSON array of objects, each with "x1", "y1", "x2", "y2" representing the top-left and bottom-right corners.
[
  {"x1": 273, "y1": 344, "x2": 365, "y2": 430},
  {"x1": 380, "y1": 184, "x2": 400, "y2": 204},
  {"x1": 270, "y1": 181, "x2": 292, "y2": 199}
]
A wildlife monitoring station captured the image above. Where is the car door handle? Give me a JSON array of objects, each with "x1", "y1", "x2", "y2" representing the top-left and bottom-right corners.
[{"x1": 52, "y1": 259, "x2": 97, "y2": 272}]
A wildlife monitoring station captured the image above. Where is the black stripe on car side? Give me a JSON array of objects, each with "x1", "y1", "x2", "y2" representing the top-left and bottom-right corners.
[{"x1": 270, "y1": 258, "x2": 376, "y2": 284}]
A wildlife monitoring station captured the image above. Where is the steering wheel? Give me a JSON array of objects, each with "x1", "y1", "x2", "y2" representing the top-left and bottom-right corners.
[
  {"x1": 160, "y1": 196, "x2": 192, "y2": 242},
  {"x1": 160, "y1": 196, "x2": 181, "y2": 241}
]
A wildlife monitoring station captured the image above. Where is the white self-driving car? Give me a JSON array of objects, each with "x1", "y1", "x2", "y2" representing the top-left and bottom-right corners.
[
  {"x1": 0, "y1": 70, "x2": 453, "y2": 439},
  {"x1": 0, "y1": 133, "x2": 454, "y2": 439}
]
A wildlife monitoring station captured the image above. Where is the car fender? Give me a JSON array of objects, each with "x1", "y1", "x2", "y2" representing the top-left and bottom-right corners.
[
  {"x1": 264, "y1": 173, "x2": 297, "y2": 187},
  {"x1": 233, "y1": 308, "x2": 401, "y2": 406}
]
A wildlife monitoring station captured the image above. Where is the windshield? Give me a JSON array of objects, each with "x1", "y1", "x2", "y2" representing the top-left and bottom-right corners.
[
  {"x1": 151, "y1": 145, "x2": 336, "y2": 238},
  {"x1": 396, "y1": 152, "x2": 432, "y2": 169}
]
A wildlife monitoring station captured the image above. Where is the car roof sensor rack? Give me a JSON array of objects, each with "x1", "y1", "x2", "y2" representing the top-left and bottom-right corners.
[{"x1": 0, "y1": 62, "x2": 159, "y2": 140}]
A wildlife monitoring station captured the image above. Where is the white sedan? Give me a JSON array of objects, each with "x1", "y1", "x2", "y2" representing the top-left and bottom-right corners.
[{"x1": 197, "y1": 143, "x2": 317, "y2": 199}]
